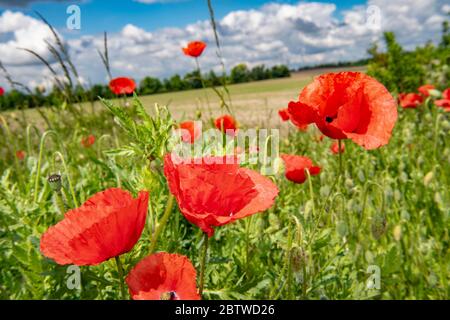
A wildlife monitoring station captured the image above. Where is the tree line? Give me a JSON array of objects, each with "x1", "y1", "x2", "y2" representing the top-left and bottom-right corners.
[{"x1": 0, "y1": 63, "x2": 290, "y2": 111}]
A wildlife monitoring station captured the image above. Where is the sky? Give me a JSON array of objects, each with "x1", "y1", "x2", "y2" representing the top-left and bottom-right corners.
[{"x1": 0, "y1": 0, "x2": 448, "y2": 89}]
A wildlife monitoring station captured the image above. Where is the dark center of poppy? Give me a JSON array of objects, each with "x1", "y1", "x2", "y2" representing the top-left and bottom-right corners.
[
  {"x1": 160, "y1": 291, "x2": 178, "y2": 300},
  {"x1": 325, "y1": 116, "x2": 334, "y2": 123}
]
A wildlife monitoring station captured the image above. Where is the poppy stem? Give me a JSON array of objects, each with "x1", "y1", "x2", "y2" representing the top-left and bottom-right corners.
[
  {"x1": 199, "y1": 232, "x2": 209, "y2": 297},
  {"x1": 338, "y1": 139, "x2": 343, "y2": 178},
  {"x1": 55, "y1": 190, "x2": 67, "y2": 214},
  {"x1": 306, "y1": 170, "x2": 316, "y2": 218},
  {"x1": 149, "y1": 194, "x2": 175, "y2": 253},
  {"x1": 115, "y1": 256, "x2": 127, "y2": 300}
]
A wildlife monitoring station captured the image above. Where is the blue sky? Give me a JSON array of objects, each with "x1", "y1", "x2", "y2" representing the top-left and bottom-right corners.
[
  {"x1": 0, "y1": 0, "x2": 447, "y2": 88},
  {"x1": 0, "y1": 0, "x2": 365, "y2": 36}
]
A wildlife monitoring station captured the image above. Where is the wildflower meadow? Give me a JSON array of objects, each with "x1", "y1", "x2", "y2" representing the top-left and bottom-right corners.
[{"x1": 0, "y1": 0, "x2": 449, "y2": 305}]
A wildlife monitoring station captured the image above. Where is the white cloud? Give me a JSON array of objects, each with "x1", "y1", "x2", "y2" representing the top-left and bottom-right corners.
[{"x1": 0, "y1": 0, "x2": 448, "y2": 90}]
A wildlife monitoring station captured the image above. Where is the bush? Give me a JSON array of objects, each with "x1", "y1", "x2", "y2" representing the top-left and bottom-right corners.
[{"x1": 367, "y1": 23, "x2": 450, "y2": 93}]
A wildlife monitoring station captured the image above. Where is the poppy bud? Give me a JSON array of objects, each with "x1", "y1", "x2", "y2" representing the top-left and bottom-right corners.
[
  {"x1": 48, "y1": 173, "x2": 62, "y2": 192},
  {"x1": 401, "y1": 210, "x2": 410, "y2": 221},
  {"x1": 345, "y1": 178, "x2": 354, "y2": 189},
  {"x1": 291, "y1": 246, "x2": 307, "y2": 273},
  {"x1": 336, "y1": 221, "x2": 348, "y2": 238},
  {"x1": 371, "y1": 215, "x2": 387, "y2": 239},
  {"x1": 442, "y1": 120, "x2": 450, "y2": 130},
  {"x1": 47, "y1": 173, "x2": 67, "y2": 214}
]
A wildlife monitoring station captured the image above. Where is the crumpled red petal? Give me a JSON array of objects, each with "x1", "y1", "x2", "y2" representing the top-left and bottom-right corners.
[
  {"x1": 164, "y1": 154, "x2": 279, "y2": 237},
  {"x1": 280, "y1": 154, "x2": 321, "y2": 184},
  {"x1": 40, "y1": 188, "x2": 149, "y2": 266},
  {"x1": 126, "y1": 252, "x2": 200, "y2": 300}
]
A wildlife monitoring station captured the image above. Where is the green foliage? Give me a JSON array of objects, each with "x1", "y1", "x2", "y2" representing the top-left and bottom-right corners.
[
  {"x1": 367, "y1": 26, "x2": 450, "y2": 93},
  {"x1": 101, "y1": 94, "x2": 175, "y2": 162}
]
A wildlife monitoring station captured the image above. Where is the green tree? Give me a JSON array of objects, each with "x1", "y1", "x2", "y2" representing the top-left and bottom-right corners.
[
  {"x1": 270, "y1": 65, "x2": 290, "y2": 78},
  {"x1": 184, "y1": 70, "x2": 202, "y2": 89},
  {"x1": 250, "y1": 65, "x2": 268, "y2": 81},
  {"x1": 139, "y1": 77, "x2": 163, "y2": 95},
  {"x1": 164, "y1": 74, "x2": 186, "y2": 92},
  {"x1": 206, "y1": 70, "x2": 222, "y2": 87},
  {"x1": 230, "y1": 64, "x2": 250, "y2": 84}
]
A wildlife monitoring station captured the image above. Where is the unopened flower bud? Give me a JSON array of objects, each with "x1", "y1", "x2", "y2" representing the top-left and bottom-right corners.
[
  {"x1": 291, "y1": 246, "x2": 307, "y2": 273},
  {"x1": 48, "y1": 174, "x2": 62, "y2": 192},
  {"x1": 371, "y1": 215, "x2": 387, "y2": 239}
]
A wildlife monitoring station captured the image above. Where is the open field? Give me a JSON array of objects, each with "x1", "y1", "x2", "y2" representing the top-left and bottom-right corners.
[{"x1": 2, "y1": 66, "x2": 366, "y2": 130}]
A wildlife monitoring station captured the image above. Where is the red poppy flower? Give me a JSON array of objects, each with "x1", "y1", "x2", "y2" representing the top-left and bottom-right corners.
[
  {"x1": 330, "y1": 141, "x2": 345, "y2": 154},
  {"x1": 182, "y1": 41, "x2": 207, "y2": 58},
  {"x1": 81, "y1": 134, "x2": 96, "y2": 148},
  {"x1": 126, "y1": 252, "x2": 200, "y2": 300},
  {"x1": 215, "y1": 114, "x2": 238, "y2": 135},
  {"x1": 0, "y1": 87, "x2": 4, "y2": 96},
  {"x1": 278, "y1": 108, "x2": 290, "y2": 121},
  {"x1": 286, "y1": 72, "x2": 397, "y2": 150},
  {"x1": 109, "y1": 77, "x2": 136, "y2": 95},
  {"x1": 40, "y1": 188, "x2": 149, "y2": 266},
  {"x1": 16, "y1": 150, "x2": 25, "y2": 160},
  {"x1": 164, "y1": 154, "x2": 278, "y2": 237},
  {"x1": 418, "y1": 84, "x2": 435, "y2": 97},
  {"x1": 399, "y1": 93, "x2": 423, "y2": 109},
  {"x1": 435, "y1": 88, "x2": 450, "y2": 111},
  {"x1": 280, "y1": 154, "x2": 321, "y2": 184},
  {"x1": 435, "y1": 99, "x2": 450, "y2": 112},
  {"x1": 278, "y1": 107, "x2": 308, "y2": 131},
  {"x1": 179, "y1": 121, "x2": 201, "y2": 144}
]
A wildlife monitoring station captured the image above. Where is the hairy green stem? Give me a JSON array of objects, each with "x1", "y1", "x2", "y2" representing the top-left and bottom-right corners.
[
  {"x1": 54, "y1": 190, "x2": 67, "y2": 214},
  {"x1": 338, "y1": 139, "x2": 343, "y2": 178},
  {"x1": 149, "y1": 194, "x2": 175, "y2": 253},
  {"x1": 53, "y1": 151, "x2": 79, "y2": 208},
  {"x1": 34, "y1": 130, "x2": 57, "y2": 203},
  {"x1": 199, "y1": 232, "x2": 209, "y2": 297},
  {"x1": 115, "y1": 256, "x2": 127, "y2": 300},
  {"x1": 305, "y1": 169, "x2": 316, "y2": 218}
]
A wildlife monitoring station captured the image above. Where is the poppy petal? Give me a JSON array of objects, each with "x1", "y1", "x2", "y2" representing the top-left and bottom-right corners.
[
  {"x1": 126, "y1": 252, "x2": 200, "y2": 300},
  {"x1": 164, "y1": 154, "x2": 278, "y2": 237},
  {"x1": 40, "y1": 188, "x2": 149, "y2": 266}
]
